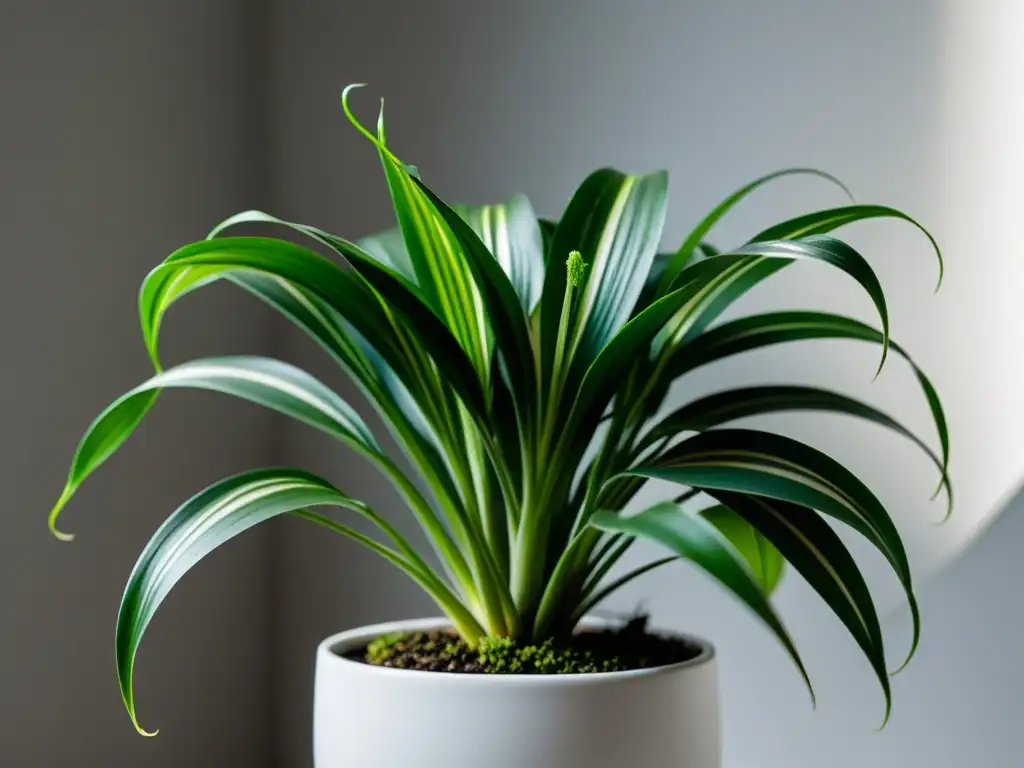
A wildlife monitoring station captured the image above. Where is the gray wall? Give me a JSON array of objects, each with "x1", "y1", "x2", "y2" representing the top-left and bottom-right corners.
[
  {"x1": 1, "y1": 2, "x2": 277, "y2": 765},
  {"x1": 4, "y1": 1, "x2": 1024, "y2": 767}
]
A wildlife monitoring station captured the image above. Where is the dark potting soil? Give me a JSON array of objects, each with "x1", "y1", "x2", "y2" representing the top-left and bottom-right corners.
[{"x1": 348, "y1": 617, "x2": 701, "y2": 674}]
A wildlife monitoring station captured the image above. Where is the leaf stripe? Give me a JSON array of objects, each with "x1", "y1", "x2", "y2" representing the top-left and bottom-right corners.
[
  {"x1": 627, "y1": 427, "x2": 921, "y2": 665},
  {"x1": 591, "y1": 503, "x2": 814, "y2": 703},
  {"x1": 706, "y1": 491, "x2": 891, "y2": 722},
  {"x1": 117, "y1": 469, "x2": 481, "y2": 734}
]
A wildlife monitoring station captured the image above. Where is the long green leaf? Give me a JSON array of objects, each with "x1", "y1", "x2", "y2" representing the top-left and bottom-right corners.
[
  {"x1": 750, "y1": 204, "x2": 943, "y2": 289},
  {"x1": 590, "y1": 503, "x2": 813, "y2": 702},
  {"x1": 343, "y1": 86, "x2": 492, "y2": 384},
  {"x1": 415, "y1": 180, "x2": 539, "y2": 429},
  {"x1": 142, "y1": 237, "x2": 496, "y2": 584},
  {"x1": 364, "y1": 192, "x2": 547, "y2": 315},
  {"x1": 639, "y1": 244, "x2": 719, "y2": 313},
  {"x1": 699, "y1": 504, "x2": 785, "y2": 595},
  {"x1": 216, "y1": 207, "x2": 517, "y2": 629},
  {"x1": 667, "y1": 235, "x2": 891, "y2": 371},
  {"x1": 671, "y1": 311, "x2": 950, "y2": 511},
  {"x1": 571, "y1": 256, "x2": 770, "y2": 432},
  {"x1": 538, "y1": 217, "x2": 557, "y2": 266},
  {"x1": 655, "y1": 168, "x2": 853, "y2": 295},
  {"x1": 48, "y1": 356, "x2": 380, "y2": 540},
  {"x1": 655, "y1": 206, "x2": 942, "y2": 375},
  {"x1": 209, "y1": 269, "x2": 469, "y2": 536},
  {"x1": 116, "y1": 468, "x2": 480, "y2": 735},
  {"x1": 540, "y1": 168, "x2": 669, "y2": 382},
  {"x1": 456, "y1": 194, "x2": 545, "y2": 312},
  {"x1": 140, "y1": 236, "x2": 487, "y2": 419},
  {"x1": 703, "y1": 491, "x2": 891, "y2": 722},
  {"x1": 209, "y1": 213, "x2": 460, "y2": 456},
  {"x1": 568, "y1": 233, "x2": 891, "y2": 463},
  {"x1": 626, "y1": 427, "x2": 921, "y2": 665},
  {"x1": 644, "y1": 385, "x2": 950, "y2": 517}
]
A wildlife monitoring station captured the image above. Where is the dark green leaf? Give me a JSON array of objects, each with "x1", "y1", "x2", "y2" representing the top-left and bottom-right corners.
[
  {"x1": 627, "y1": 427, "x2": 920, "y2": 664},
  {"x1": 668, "y1": 235, "x2": 891, "y2": 372},
  {"x1": 540, "y1": 168, "x2": 669, "y2": 383},
  {"x1": 538, "y1": 217, "x2": 557, "y2": 265},
  {"x1": 703, "y1": 491, "x2": 891, "y2": 723},
  {"x1": 140, "y1": 236, "x2": 487, "y2": 420},
  {"x1": 637, "y1": 243, "x2": 719, "y2": 314},
  {"x1": 415, "y1": 180, "x2": 539, "y2": 426},
  {"x1": 48, "y1": 356, "x2": 381, "y2": 541},
  {"x1": 750, "y1": 204, "x2": 943, "y2": 289},
  {"x1": 645, "y1": 385, "x2": 949, "y2": 515},
  {"x1": 655, "y1": 168, "x2": 853, "y2": 295},
  {"x1": 341, "y1": 88, "x2": 492, "y2": 383},
  {"x1": 591, "y1": 503, "x2": 812, "y2": 701},
  {"x1": 672, "y1": 311, "x2": 950, "y2": 516},
  {"x1": 115, "y1": 468, "x2": 475, "y2": 735}
]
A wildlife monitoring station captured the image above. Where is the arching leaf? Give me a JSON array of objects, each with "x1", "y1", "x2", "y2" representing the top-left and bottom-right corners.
[
  {"x1": 655, "y1": 167, "x2": 853, "y2": 295},
  {"x1": 671, "y1": 311, "x2": 950, "y2": 514},
  {"x1": 591, "y1": 503, "x2": 813, "y2": 702},
  {"x1": 699, "y1": 504, "x2": 785, "y2": 595},
  {"x1": 116, "y1": 468, "x2": 479, "y2": 735},
  {"x1": 702, "y1": 491, "x2": 891, "y2": 722},
  {"x1": 49, "y1": 356, "x2": 380, "y2": 540},
  {"x1": 643, "y1": 385, "x2": 950, "y2": 513},
  {"x1": 626, "y1": 428, "x2": 921, "y2": 666}
]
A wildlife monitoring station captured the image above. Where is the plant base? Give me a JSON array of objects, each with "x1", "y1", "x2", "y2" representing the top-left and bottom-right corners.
[{"x1": 314, "y1": 617, "x2": 720, "y2": 768}]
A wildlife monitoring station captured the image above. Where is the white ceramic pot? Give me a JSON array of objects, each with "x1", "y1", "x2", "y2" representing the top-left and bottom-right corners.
[{"x1": 313, "y1": 617, "x2": 720, "y2": 767}]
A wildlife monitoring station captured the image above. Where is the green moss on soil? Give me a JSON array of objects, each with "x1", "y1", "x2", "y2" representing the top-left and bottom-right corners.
[{"x1": 358, "y1": 619, "x2": 698, "y2": 674}]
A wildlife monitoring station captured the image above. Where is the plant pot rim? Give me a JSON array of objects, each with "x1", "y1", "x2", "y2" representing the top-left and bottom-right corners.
[{"x1": 318, "y1": 616, "x2": 716, "y2": 686}]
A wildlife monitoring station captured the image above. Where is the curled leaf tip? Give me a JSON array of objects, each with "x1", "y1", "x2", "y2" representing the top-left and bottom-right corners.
[
  {"x1": 48, "y1": 489, "x2": 75, "y2": 542},
  {"x1": 340, "y1": 84, "x2": 378, "y2": 146},
  {"x1": 132, "y1": 720, "x2": 159, "y2": 738},
  {"x1": 872, "y1": 343, "x2": 890, "y2": 381},
  {"x1": 876, "y1": 706, "x2": 892, "y2": 732},
  {"x1": 566, "y1": 250, "x2": 587, "y2": 287},
  {"x1": 126, "y1": 694, "x2": 159, "y2": 737},
  {"x1": 890, "y1": 595, "x2": 921, "y2": 675},
  {"x1": 890, "y1": 655, "x2": 913, "y2": 676},
  {"x1": 930, "y1": 474, "x2": 954, "y2": 525}
]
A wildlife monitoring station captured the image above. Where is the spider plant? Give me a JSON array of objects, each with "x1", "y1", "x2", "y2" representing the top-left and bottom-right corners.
[{"x1": 49, "y1": 85, "x2": 948, "y2": 734}]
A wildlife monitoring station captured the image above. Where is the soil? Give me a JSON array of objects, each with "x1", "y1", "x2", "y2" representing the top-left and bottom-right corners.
[{"x1": 348, "y1": 616, "x2": 701, "y2": 674}]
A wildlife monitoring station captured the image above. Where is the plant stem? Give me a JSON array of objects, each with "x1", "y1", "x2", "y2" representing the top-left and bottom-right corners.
[
  {"x1": 296, "y1": 509, "x2": 485, "y2": 643},
  {"x1": 529, "y1": 528, "x2": 594, "y2": 639},
  {"x1": 377, "y1": 457, "x2": 476, "y2": 595},
  {"x1": 572, "y1": 556, "x2": 678, "y2": 625},
  {"x1": 581, "y1": 534, "x2": 634, "y2": 597}
]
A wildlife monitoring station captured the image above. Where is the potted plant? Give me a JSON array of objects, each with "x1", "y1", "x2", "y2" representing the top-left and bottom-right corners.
[{"x1": 48, "y1": 86, "x2": 948, "y2": 768}]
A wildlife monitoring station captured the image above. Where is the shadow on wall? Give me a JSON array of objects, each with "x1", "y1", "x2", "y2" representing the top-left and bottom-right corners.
[{"x1": 0, "y1": 2, "x2": 277, "y2": 767}]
